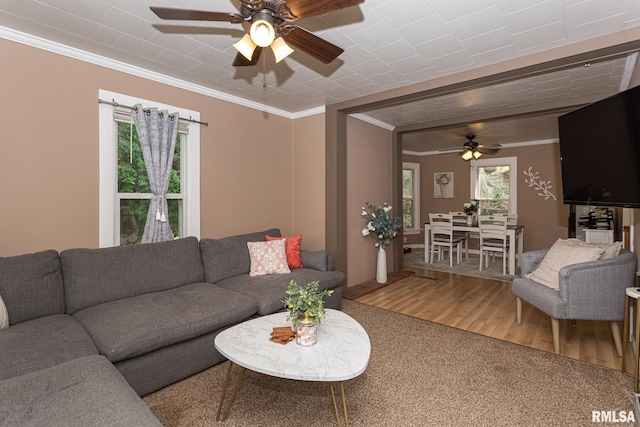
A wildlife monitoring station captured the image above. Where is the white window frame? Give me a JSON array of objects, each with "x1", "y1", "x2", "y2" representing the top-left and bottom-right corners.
[
  {"x1": 402, "y1": 162, "x2": 421, "y2": 234},
  {"x1": 470, "y1": 156, "x2": 517, "y2": 214},
  {"x1": 98, "y1": 89, "x2": 200, "y2": 247}
]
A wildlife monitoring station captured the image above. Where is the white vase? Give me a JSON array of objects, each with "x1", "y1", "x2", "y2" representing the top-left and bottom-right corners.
[
  {"x1": 376, "y1": 247, "x2": 387, "y2": 283},
  {"x1": 467, "y1": 215, "x2": 473, "y2": 225}
]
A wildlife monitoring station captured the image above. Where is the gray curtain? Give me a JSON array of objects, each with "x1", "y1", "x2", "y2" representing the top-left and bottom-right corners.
[{"x1": 131, "y1": 104, "x2": 179, "y2": 243}]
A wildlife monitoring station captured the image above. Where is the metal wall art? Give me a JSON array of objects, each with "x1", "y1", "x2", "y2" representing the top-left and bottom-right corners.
[{"x1": 523, "y1": 166, "x2": 557, "y2": 201}]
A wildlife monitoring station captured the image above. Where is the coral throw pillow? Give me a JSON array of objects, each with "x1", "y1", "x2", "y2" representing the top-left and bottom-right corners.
[
  {"x1": 247, "y1": 239, "x2": 291, "y2": 276},
  {"x1": 266, "y1": 234, "x2": 303, "y2": 269}
]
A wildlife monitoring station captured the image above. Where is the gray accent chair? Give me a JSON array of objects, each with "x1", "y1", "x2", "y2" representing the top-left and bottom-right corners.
[{"x1": 512, "y1": 248, "x2": 637, "y2": 355}]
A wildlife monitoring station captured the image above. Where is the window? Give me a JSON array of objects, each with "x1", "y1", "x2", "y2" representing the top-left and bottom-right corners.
[
  {"x1": 470, "y1": 157, "x2": 517, "y2": 215},
  {"x1": 402, "y1": 162, "x2": 420, "y2": 233},
  {"x1": 99, "y1": 90, "x2": 200, "y2": 247}
]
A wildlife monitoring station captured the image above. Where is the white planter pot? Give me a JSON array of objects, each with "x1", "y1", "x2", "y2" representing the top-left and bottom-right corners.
[
  {"x1": 467, "y1": 215, "x2": 473, "y2": 225},
  {"x1": 376, "y1": 247, "x2": 387, "y2": 283}
]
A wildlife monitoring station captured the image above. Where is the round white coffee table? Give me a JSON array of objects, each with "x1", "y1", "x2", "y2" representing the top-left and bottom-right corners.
[{"x1": 214, "y1": 309, "x2": 370, "y2": 426}]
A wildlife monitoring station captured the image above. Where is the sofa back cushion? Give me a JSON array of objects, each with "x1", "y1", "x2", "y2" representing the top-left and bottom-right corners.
[
  {"x1": 199, "y1": 229, "x2": 281, "y2": 283},
  {"x1": 0, "y1": 250, "x2": 65, "y2": 325},
  {"x1": 61, "y1": 237, "x2": 204, "y2": 314}
]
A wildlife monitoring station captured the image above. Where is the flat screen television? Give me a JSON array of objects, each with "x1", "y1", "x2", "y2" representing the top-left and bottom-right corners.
[{"x1": 558, "y1": 84, "x2": 640, "y2": 208}]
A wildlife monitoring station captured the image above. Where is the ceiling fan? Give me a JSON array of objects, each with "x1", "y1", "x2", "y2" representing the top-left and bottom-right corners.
[
  {"x1": 150, "y1": 0, "x2": 364, "y2": 67},
  {"x1": 460, "y1": 134, "x2": 502, "y2": 160},
  {"x1": 439, "y1": 134, "x2": 502, "y2": 160}
]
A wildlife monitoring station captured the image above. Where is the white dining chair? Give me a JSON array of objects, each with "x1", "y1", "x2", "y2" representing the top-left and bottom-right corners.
[
  {"x1": 429, "y1": 213, "x2": 465, "y2": 267},
  {"x1": 478, "y1": 214, "x2": 509, "y2": 274},
  {"x1": 449, "y1": 211, "x2": 470, "y2": 259},
  {"x1": 495, "y1": 213, "x2": 518, "y2": 226},
  {"x1": 495, "y1": 213, "x2": 519, "y2": 264}
]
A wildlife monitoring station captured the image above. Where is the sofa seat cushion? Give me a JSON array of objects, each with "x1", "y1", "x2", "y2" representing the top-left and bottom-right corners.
[
  {"x1": 0, "y1": 314, "x2": 98, "y2": 380},
  {"x1": 215, "y1": 268, "x2": 345, "y2": 315},
  {"x1": 0, "y1": 355, "x2": 161, "y2": 427},
  {"x1": 73, "y1": 282, "x2": 257, "y2": 362}
]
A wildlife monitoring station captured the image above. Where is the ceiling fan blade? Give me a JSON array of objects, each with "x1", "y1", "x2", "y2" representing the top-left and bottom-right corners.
[
  {"x1": 232, "y1": 47, "x2": 263, "y2": 66},
  {"x1": 150, "y1": 7, "x2": 244, "y2": 23},
  {"x1": 285, "y1": 0, "x2": 364, "y2": 19},
  {"x1": 477, "y1": 147, "x2": 501, "y2": 155},
  {"x1": 283, "y1": 27, "x2": 343, "y2": 64}
]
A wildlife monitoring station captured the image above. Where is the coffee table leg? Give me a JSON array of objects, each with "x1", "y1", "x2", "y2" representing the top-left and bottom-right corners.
[
  {"x1": 216, "y1": 362, "x2": 247, "y2": 422},
  {"x1": 329, "y1": 382, "x2": 349, "y2": 427}
]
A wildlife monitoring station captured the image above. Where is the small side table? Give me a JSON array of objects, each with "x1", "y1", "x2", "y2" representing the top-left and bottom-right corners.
[
  {"x1": 622, "y1": 287, "x2": 640, "y2": 392},
  {"x1": 584, "y1": 229, "x2": 614, "y2": 244}
]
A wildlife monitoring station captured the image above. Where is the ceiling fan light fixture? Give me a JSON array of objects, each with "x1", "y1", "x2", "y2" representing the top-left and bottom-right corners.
[
  {"x1": 250, "y1": 13, "x2": 276, "y2": 47},
  {"x1": 271, "y1": 37, "x2": 294, "y2": 63},
  {"x1": 473, "y1": 150, "x2": 482, "y2": 159},
  {"x1": 233, "y1": 33, "x2": 257, "y2": 61},
  {"x1": 461, "y1": 150, "x2": 474, "y2": 161}
]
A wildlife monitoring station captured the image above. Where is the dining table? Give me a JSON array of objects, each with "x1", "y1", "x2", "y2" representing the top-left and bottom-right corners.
[{"x1": 423, "y1": 222, "x2": 524, "y2": 275}]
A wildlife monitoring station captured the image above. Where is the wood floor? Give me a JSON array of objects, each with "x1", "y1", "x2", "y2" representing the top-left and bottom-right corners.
[{"x1": 355, "y1": 265, "x2": 633, "y2": 371}]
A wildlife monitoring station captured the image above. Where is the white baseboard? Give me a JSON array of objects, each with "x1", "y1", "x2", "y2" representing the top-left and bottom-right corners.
[{"x1": 403, "y1": 244, "x2": 424, "y2": 249}]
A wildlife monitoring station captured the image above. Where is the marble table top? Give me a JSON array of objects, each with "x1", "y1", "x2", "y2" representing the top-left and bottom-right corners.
[{"x1": 214, "y1": 309, "x2": 370, "y2": 382}]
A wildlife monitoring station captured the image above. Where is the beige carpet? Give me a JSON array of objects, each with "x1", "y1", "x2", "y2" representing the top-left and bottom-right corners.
[
  {"x1": 404, "y1": 249, "x2": 518, "y2": 282},
  {"x1": 144, "y1": 300, "x2": 635, "y2": 426}
]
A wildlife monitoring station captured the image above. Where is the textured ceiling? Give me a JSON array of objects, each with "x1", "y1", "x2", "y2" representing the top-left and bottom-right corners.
[{"x1": 2, "y1": 0, "x2": 640, "y2": 152}]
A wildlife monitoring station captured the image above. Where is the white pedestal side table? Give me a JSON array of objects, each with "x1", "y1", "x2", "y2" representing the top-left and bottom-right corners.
[
  {"x1": 622, "y1": 286, "x2": 640, "y2": 392},
  {"x1": 214, "y1": 309, "x2": 370, "y2": 426}
]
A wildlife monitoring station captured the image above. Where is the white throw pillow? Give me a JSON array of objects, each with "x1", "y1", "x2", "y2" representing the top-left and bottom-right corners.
[
  {"x1": 0, "y1": 293, "x2": 8, "y2": 330},
  {"x1": 247, "y1": 239, "x2": 291, "y2": 276},
  {"x1": 527, "y1": 238, "x2": 604, "y2": 290},
  {"x1": 566, "y1": 238, "x2": 622, "y2": 259}
]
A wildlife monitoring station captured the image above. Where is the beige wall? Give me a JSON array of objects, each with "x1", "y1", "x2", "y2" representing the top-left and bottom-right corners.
[
  {"x1": 403, "y1": 142, "x2": 568, "y2": 253},
  {"x1": 292, "y1": 114, "x2": 327, "y2": 250},
  {"x1": 346, "y1": 117, "x2": 394, "y2": 286},
  {"x1": 1, "y1": 39, "x2": 305, "y2": 256},
  {"x1": 4, "y1": 35, "x2": 634, "y2": 281}
]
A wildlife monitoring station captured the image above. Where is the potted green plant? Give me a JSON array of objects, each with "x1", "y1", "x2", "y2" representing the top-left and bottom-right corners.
[{"x1": 283, "y1": 280, "x2": 334, "y2": 346}]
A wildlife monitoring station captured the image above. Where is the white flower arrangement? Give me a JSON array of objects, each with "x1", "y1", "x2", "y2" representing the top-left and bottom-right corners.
[
  {"x1": 463, "y1": 199, "x2": 479, "y2": 215},
  {"x1": 360, "y1": 202, "x2": 402, "y2": 250}
]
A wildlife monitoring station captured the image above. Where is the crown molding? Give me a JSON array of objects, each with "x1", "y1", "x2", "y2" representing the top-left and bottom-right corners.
[
  {"x1": 402, "y1": 138, "x2": 558, "y2": 156},
  {"x1": 0, "y1": 25, "x2": 304, "y2": 119},
  {"x1": 290, "y1": 106, "x2": 325, "y2": 119},
  {"x1": 0, "y1": 25, "x2": 402, "y2": 132},
  {"x1": 349, "y1": 113, "x2": 395, "y2": 131}
]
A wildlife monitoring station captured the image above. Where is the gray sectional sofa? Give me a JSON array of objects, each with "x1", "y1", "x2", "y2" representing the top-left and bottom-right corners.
[{"x1": 0, "y1": 229, "x2": 344, "y2": 426}]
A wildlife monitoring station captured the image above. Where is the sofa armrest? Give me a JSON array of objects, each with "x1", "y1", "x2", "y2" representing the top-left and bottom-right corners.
[
  {"x1": 558, "y1": 249, "x2": 637, "y2": 319},
  {"x1": 300, "y1": 250, "x2": 332, "y2": 271},
  {"x1": 520, "y1": 249, "x2": 548, "y2": 277}
]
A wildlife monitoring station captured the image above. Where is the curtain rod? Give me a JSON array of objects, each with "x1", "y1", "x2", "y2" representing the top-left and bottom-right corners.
[{"x1": 97, "y1": 99, "x2": 208, "y2": 126}]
